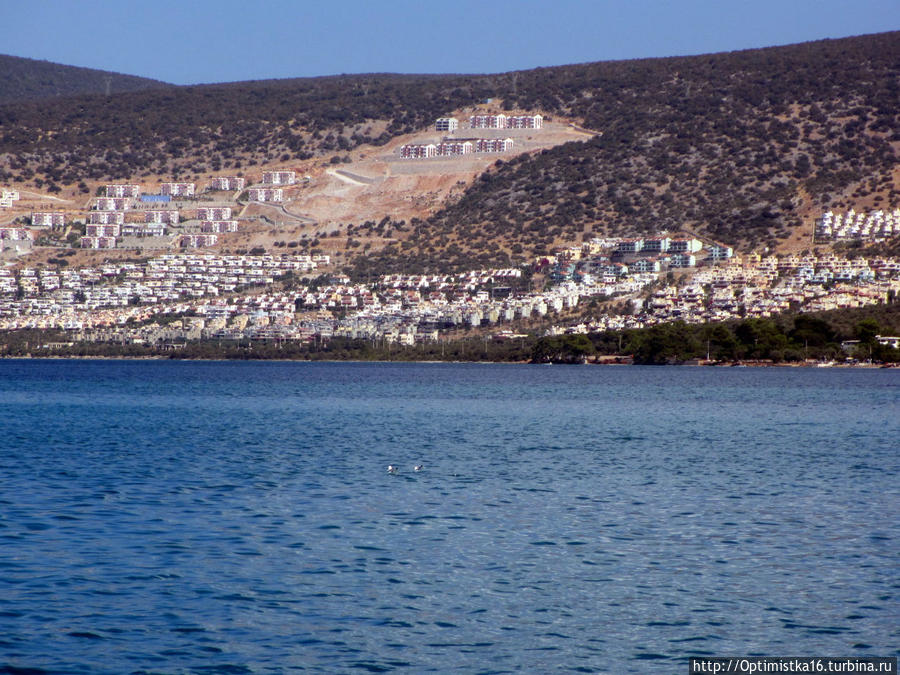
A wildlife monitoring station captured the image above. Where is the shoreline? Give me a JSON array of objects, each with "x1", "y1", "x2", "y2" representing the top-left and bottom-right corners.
[{"x1": 2, "y1": 353, "x2": 895, "y2": 368}]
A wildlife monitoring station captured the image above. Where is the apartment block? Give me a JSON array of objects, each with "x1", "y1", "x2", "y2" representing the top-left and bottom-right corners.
[
  {"x1": 80, "y1": 236, "x2": 117, "y2": 249},
  {"x1": 706, "y1": 245, "x2": 734, "y2": 261},
  {"x1": 209, "y1": 177, "x2": 245, "y2": 191},
  {"x1": 670, "y1": 238, "x2": 703, "y2": 253},
  {"x1": 0, "y1": 228, "x2": 32, "y2": 241},
  {"x1": 262, "y1": 171, "x2": 296, "y2": 186},
  {"x1": 470, "y1": 114, "x2": 508, "y2": 129},
  {"x1": 475, "y1": 138, "x2": 514, "y2": 153},
  {"x1": 122, "y1": 222, "x2": 167, "y2": 237},
  {"x1": 435, "y1": 117, "x2": 459, "y2": 132},
  {"x1": 642, "y1": 237, "x2": 671, "y2": 253},
  {"x1": 179, "y1": 234, "x2": 218, "y2": 248},
  {"x1": 94, "y1": 197, "x2": 132, "y2": 210},
  {"x1": 85, "y1": 224, "x2": 121, "y2": 237},
  {"x1": 145, "y1": 210, "x2": 180, "y2": 224},
  {"x1": 247, "y1": 188, "x2": 283, "y2": 202},
  {"x1": 197, "y1": 207, "x2": 232, "y2": 220},
  {"x1": 105, "y1": 184, "x2": 141, "y2": 198},
  {"x1": 437, "y1": 140, "x2": 473, "y2": 156},
  {"x1": 506, "y1": 114, "x2": 543, "y2": 129},
  {"x1": 669, "y1": 253, "x2": 697, "y2": 268},
  {"x1": 616, "y1": 238, "x2": 644, "y2": 254},
  {"x1": 32, "y1": 212, "x2": 66, "y2": 228},
  {"x1": 201, "y1": 220, "x2": 239, "y2": 233},
  {"x1": 89, "y1": 211, "x2": 126, "y2": 225},
  {"x1": 159, "y1": 182, "x2": 196, "y2": 197},
  {"x1": 399, "y1": 143, "x2": 437, "y2": 159}
]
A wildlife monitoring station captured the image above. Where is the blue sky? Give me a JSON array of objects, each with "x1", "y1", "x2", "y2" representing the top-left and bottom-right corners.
[{"x1": 4, "y1": 0, "x2": 898, "y2": 85}]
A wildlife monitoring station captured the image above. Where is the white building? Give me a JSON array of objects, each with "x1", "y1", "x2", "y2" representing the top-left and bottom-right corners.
[
  {"x1": 506, "y1": 114, "x2": 543, "y2": 129},
  {"x1": 669, "y1": 253, "x2": 696, "y2": 268},
  {"x1": 94, "y1": 197, "x2": 132, "y2": 210},
  {"x1": 160, "y1": 182, "x2": 195, "y2": 197},
  {"x1": 470, "y1": 114, "x2": 508, "y2": 129},
  {"x1": 670, "y1": 238, "x2": 703, "y2": 253},
  {"x1": 197, "y1": 207, "x2": 232, "y2": 220},
  {"x1": 209, "y1": 177, "x2": 245, "y2": 191},
  {"x1": 436, "y1": 141, "x2": 473, "y2": 156},
  {"x1": 201, "y1": 220, "x2": 238, "y2": 233},
  {"x1": 89, "y1": 211, "x2": 125, "y2": 225},
  {"x1": 145, "y1": 210, "x2": 180, "y2": 224},
  {"x1": 32, "y1": 212, "x2": 66, "y2": 228},
  {"x1": 706, "y1": 245, "x2": 734, "y2": 261},
  {"x1": 247, "y1": 188, "x2": 283, "y2": 202},
  {"x1": 399, "y1": 143, "x2": 438, "y2": 159},
  {"x1": 80, "y1": 236, "x2": 117, "y2": 249},
  {"x1": 180, "y1": 234, "x2": 218, "y2": 248},
  {"x1": 1, "y1": 190, "x2": 20, "y2": 208},
  {"x1": 85, "y1": 224, "x2": 121, "y2": 237},
  {"x1": 474, "y1": 138, "x2": 514, "y2": 153},
  {"x1": 616, "y1": 238, "x2": 644, "y2": 254},
  {"x1": 641, "y1": 237, "x2": 671, "y2": 253},
  {"x1": 0, "y1": 228, "x2": 32, "y2": 241},
  {"x1": 122, "y1": 223, "x2": 167, "y2": 237},
  {"x1": 262, "y1": 171, "x2": 296, "y2": 186},
  {"x1": 105, "y1": 184, "x2": 141, "y2": 198},
  {"x1": 435, "y1": 117, "x2": 459, "y2": 132}
]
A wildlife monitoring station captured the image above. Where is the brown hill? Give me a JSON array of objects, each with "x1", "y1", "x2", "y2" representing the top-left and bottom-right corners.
[{"x1": 0, "y1": 32, "x2": 897, "y2": 274}]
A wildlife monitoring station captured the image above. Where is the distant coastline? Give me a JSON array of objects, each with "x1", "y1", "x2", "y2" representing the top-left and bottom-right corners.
[{"x1": 3, "y1": 352, "x2": 895, "y2": 368}]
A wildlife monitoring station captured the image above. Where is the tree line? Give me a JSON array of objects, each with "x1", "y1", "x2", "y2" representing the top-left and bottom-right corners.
[{"x1": 4, "y1": 305, "x2": 898, "y2": 365}]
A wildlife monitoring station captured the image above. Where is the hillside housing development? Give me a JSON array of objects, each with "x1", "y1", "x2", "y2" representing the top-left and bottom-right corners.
[
  {"x1": 399, "y1": 137, "x2": 514, "y2": 158},
  {"x1": 815, "y1": 209, "x2": 900, "y2": 242},
  {"x1": 2, "y1": 230, "x2": 898, "y2": 352},
  {"x1": 470, "y1": 114, "x2": 543, "y2": 129},
  {"x1": 2, "y1": 168, "x2": 317, "y2": 253}
]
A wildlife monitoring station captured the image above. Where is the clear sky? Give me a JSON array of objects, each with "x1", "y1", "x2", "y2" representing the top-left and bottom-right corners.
[{"x1": 4, "y1": 0, "x2": 898, "y2": 85}]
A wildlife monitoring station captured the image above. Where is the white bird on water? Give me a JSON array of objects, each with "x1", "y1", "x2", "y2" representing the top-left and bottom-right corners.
[
  {"x1": 387, "y1": 465, "x2": 398, "y2": 474},
  {"x1": 414, "y1": 465, "x2": 423, "y2": 472}
]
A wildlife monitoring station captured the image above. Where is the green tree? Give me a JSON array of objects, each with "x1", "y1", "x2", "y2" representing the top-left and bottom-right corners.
[
  {"x1": 854, "y1": 318, "x2": 880, "y2": 344},
  {"x1": 630, "y1": 321, "x2": 702, "y2": 364},
  {"x1": 734, "y1": 319, "x2": 790, "y2": 360},
  {"x1": 531, "y1": 334, "x2": 594, "y2": 364}
]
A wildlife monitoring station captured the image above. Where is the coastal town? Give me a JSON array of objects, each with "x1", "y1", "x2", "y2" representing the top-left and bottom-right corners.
[
  {"x1": 1, "y1": 114, "x2": 899, "y2": 354},
  {"x1": 0, "y1": 230, "x2": 898, "y2": 353}
]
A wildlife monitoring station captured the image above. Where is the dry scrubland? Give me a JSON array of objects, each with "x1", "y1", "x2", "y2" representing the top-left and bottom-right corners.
[
  {"x1": 2, "y1": 32, "x2": 898, "y2": 273},
  {"x1": 3, "y1": 113, "x2": 590, "y2": 268}
]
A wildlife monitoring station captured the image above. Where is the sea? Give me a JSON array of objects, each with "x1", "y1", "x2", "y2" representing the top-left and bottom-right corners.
[{"x1": 0, "y1": 359, "x2": 897, "y2": 674}]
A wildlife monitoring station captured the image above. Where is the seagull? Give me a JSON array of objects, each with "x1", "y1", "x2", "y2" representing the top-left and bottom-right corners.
[
  {"x1": 387, "y1": 465, "x2": 398, "y2": 474},
  {"x1": 413, "y1": 465, "x2": 423, "y2": 472}
]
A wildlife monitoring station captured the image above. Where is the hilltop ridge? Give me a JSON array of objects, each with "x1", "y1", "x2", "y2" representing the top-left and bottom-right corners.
[{"x1": 0, "y1": 54, "x2": 171, "y2": 105}]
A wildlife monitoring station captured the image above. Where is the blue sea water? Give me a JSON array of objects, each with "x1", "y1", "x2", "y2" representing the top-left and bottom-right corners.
[{"x1": 0, "y1": 360, "x2": 897, "y2": 674}]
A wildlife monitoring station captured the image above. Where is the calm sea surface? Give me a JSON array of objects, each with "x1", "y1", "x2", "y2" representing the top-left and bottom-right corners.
[{"x1": 0, "y1": 360, "x2": 897, "y2": 674}]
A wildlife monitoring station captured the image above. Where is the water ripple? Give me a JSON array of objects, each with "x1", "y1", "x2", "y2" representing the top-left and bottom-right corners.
[{"x1": 0, "y1": 361, "x2": 897, "y2": 673}]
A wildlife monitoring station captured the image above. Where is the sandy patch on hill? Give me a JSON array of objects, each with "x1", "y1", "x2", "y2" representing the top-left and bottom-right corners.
[{"x1": 280, "y1": 119, "x2": 592, "y2": 229}]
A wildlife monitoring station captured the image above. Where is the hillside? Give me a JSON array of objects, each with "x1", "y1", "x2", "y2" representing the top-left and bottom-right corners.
[
  {"x1": 352, "y1": 32, "x2": 899, "y2": 274},
  {"x1": 0, "y1": 54, "x2": 170, "y2": 105},
  {"x1": 1, "y1": 32, "x2": 898, "y2": 273}
]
